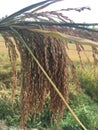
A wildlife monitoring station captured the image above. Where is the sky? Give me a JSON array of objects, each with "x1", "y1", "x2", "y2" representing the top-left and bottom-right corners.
[{"x1": 0, "y1": 0, "x2": 98, "y2": 23}]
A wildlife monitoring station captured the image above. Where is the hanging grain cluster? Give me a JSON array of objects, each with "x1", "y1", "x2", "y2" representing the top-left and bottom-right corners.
[{"x1": 11, "y1": 29, "x2": 81, "y2": 126}]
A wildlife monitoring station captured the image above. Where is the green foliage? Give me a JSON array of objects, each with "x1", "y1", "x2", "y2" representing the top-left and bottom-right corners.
[
  {"x1": 0, "y1": 71, "x2": 11, "y2": 88},
  {"x1": 26, "y1": 98, "x2": 52, "y2": 128},
  {"x1": 77, "y1": 65, "x2": 98, "y2": 102},
  {"x1": 0, "y1": 97, "x2": 20, "y2": 126},
  {"x1": 0, "y1": 96, "x2": 52, "y2": 128},
  {"x1": 0, "y1": 92, "x2": 98, "y2": 130},
  {"x1": 70, "y1": 105, "x2": 98, "y2": 130},
  {"x1": 26, "y1": 93, "x2": 98, "y2": 130},
  {"x1": 59, "y1": 93, "x2": 98, "y2": 130}
]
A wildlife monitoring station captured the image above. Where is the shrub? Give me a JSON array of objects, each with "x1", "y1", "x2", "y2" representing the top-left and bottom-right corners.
[{"x1": 0, "y1": 97, "x2": 20, "y2": 126}]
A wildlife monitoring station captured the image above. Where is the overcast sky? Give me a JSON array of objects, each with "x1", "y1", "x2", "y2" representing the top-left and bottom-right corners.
[{"x1": 0, "y1": 0, "x2": 98, "y2": 23}]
